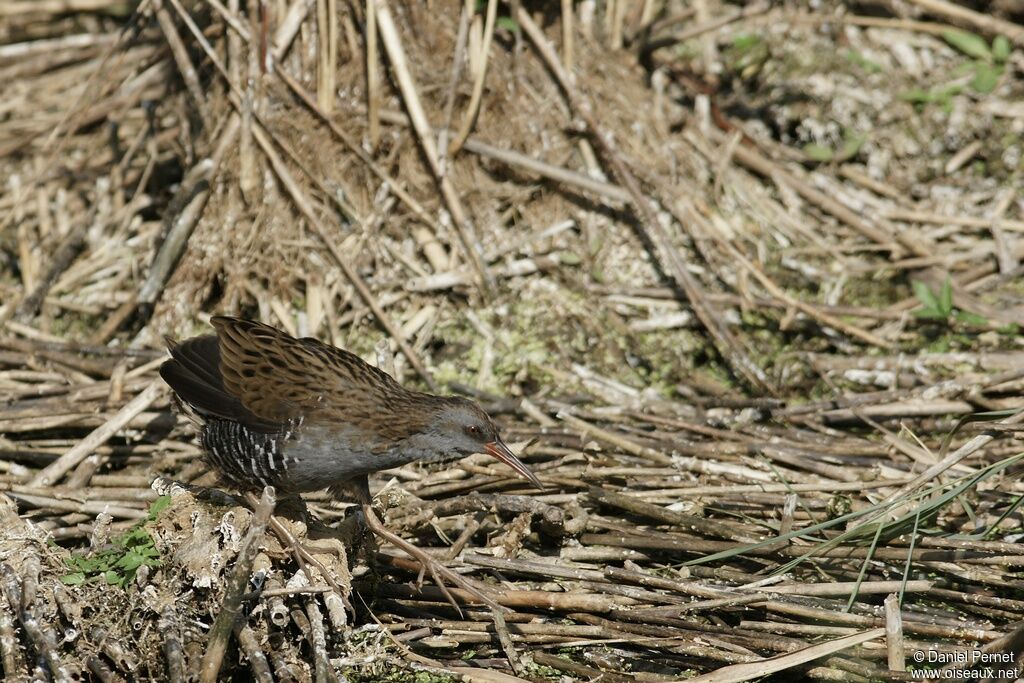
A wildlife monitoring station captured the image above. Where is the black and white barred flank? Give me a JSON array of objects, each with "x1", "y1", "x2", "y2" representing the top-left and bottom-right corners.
[{"x1": 199, "y1": 418, "x2": 293, "y2": 490}]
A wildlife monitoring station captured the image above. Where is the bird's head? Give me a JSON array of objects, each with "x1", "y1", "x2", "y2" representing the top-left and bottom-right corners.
[{"x1": 431, "y1": 398, "x2": 543, "y2": 489}]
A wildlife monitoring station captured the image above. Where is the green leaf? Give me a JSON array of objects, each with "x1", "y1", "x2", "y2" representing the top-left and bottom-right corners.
[
  {"x1": 60, "y1": 572, "x2": 86, "y2": 585},
  {"x1": 936, "y1": 84, "x2": 964, "y2": 100},
  {"x1": 954, "y1": 309, "x2": 989, "y2": 326},
  {"x1": 116, "y1": 551, "x2": 146, "y2": 571},
  {"x1": 901, "y1": 88, "x2": 932, "y2": 104},
  {"x1": 732, "y1": 34, "x2": 762, "y2": 53},
  {"x1": 66, "y1": 555, "x2": 109, "y2": 573},
  {"x1": 835, "y1": 133, "x2": 866, "y2": 162},
  {"x1": 803, "y1": 143, "x2": 834, "y2": 162},
  {"x1": 913, "y1": 307, "x2": 944, "y2": 320},
  {"x1": 993, "y1": 35, "x2": 1011, "y2": 62},
  {"x1": 496, "y1": 16, "x2": 518, "y2": 33},
  {"x1": 912, "y1": 280, "x2": 940, "y2": 312},
  {"x1": 844, "y1": 50, "x2": 882, "y2": 73},
  {"x1": 148, "y1": 495, "x2": 172, "y2": 521},
  {"x1": 559, "y1": 252, "x2": 582, "y2": 266},
  {"x1": 938, "y1": 278, "x2": 953, "y2": 317},
  {"x1": 943, "y1": 29, "x2": 992, "y2": 61},
  {"x1": 138, "y1": 546, "x2": 161, "y2": 559},
  {"x1": 103, "y1": 570, "x2": 123, "y2": 585},
  {"x1": 971, "y1": 63, "x2": 1002, "y2": 93},
  {"x1": 119, "y1": 527, "x2": 150, "y2": 547}
]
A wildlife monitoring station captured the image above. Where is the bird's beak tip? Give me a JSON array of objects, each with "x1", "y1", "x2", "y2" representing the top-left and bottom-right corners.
[{"x1": 485, "y1": 440, "x2": 544, "y2": 491}]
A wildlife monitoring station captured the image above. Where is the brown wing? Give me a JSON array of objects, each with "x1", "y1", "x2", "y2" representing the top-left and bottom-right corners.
[
  {"x1": 211, "y1": 316, "x2": 412, "y2": 434},
  {"x1": 160, "y1": 333, "x2": 281, "y2": 432}
]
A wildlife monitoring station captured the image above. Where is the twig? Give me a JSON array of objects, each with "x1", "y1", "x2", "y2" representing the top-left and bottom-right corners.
[
  {"x1": 199, "y1": 486, "x2": 276, "y2": 683},
  {"x1": 683, "y1": 628, "x2": 885, "y2": 683},
  {"x1": 152, "y1": 0, "x2": 209, "y2": 128},
  {"x1": 448, "y1": 0, "x2": 498, "y2": 155},
  {"x1": 0, "y1": 579, "x2": 25, "y2": 682},
  {"x1": 12, "y1": 206, "x2": 95, "y2": 323},
  {"x1": 461, "y1": 137, "x2": 630, "y2": 202},
  {"x1": 29, "y1": 379, "x2": 165, "y2": 487},
  {"x1": 884, "y1": 593, "x2": 904, "y2": 672},
  {"x1": 305, "y1": 597, "x2": 339, "y2": 683},
  {"x1": 365, "y1": 0, "x2": 380, "y2": 146},
  {"x1": 158, "y1": 604, "x2": 186, "y2": 683},
  {"x1": 436, "y1": 0, "x2": 471, "y2": 171},
  {"x1": 234, "y1": 620, "x2": 274, "y2": 683},
  {"x1": 906, "y1": 0, "x2": 1024, "y2": 45}
]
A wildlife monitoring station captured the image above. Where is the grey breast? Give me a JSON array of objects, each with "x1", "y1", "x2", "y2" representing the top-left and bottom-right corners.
[{"x1": 280, "y1": 423, "x2": 463, "y2": 491}]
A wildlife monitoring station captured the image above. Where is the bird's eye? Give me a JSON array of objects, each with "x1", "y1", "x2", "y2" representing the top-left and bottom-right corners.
[{"x1": 465, "y1": 425, "x2": 479, "y2": 435}]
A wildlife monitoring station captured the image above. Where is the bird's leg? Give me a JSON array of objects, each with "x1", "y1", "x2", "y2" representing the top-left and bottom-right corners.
[{"x1": 352, "y1": 477, "x2": 502, "y2": 613}]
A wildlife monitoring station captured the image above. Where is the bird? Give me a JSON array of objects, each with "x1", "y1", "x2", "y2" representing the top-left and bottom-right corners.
[{"x1": 159, "y1": 315, "x2": 542, "y2": 607}]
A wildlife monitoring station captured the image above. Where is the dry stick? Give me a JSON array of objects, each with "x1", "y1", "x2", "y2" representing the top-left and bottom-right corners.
[
  {"x1": 0, "y1": 564, "x2": 72, "y2": 682},
  {"x1": 558, "y1": 412, "x2": 672, "y2": 465},
  {"x1": 377, "y1": 583, "x2": 637, "y2": 612},
  {"x1": 884, "y1": 593, "x2": 904, "y2": 673},
  {"x1": 28, "y1": 379, "x2": 165, "y2": 487},
  {"x1": 515, "y1": 8, "x2": 773, "y2": 395},
  {"x1": 152, "y1": 0, "x2": 209, "y2": 130},
  {"x1": 989, "y1": 188, "x2": 1018, "y2": 275},
  {"x1": 0, "y1": 578, "x2": 25, "y2": 680},
  {"x1": 316, "y1": 0, "x2": 337, "y2": 113},
  {"x1": 462, "y1": 137, "x2": 631, "y2": 202},
  {"x1": 234, "y1": 622, "x2": 274, "y2": 683},
  {"x1": 365, "y1": 0, "x2": 380, "y2": 146},
  {"x1": 448, "y1": 0, "x2": 498, "y2": 155},
  {"x1": 305, "y1": 598, "x2": 339, "y2": 683},
  {"x1": 687, "y1": 628, "x2": 885, "y2": 683},
  {"x1": 249, "y1": 122, "x2": 438, "y2": 391},
  {"x1": 490, "y1": 608, "x2": 523, "y2": 675},
  {"x1": 588, "y1": 487, "x2": 759, "y2": 543},
  {"x1": 884, "y1": 209, "x2": 1024, "y2": 234},
  {"x1": 906, "y1": 0, "x2": 1024, "y2": 45},
  {"x1": 199, "y1": 486, "x2": 275, "y2": 683},
  {"x1": 374, "y1": 0, "x2": 492, "y2": 292},
  {"x1": 12, "y1": 205, "x2": 96, "y2": 323},
  {"x1": 239, "y1": 0, "x2": 259, "y2": 200},
  {"x1": 561, "y1": 0, "x2": 574, "y2": 71},
  {"x1": 158, "y1": 604, "x2": 186, "y2": 683},
  {"x1": 437, "y1": 0, "x2": 472, "y2": 170}
]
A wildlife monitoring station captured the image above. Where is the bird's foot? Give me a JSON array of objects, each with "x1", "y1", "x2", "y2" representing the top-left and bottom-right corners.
[{"x1": 360, "y1": 503, "x2": 501, "y2": 615}]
